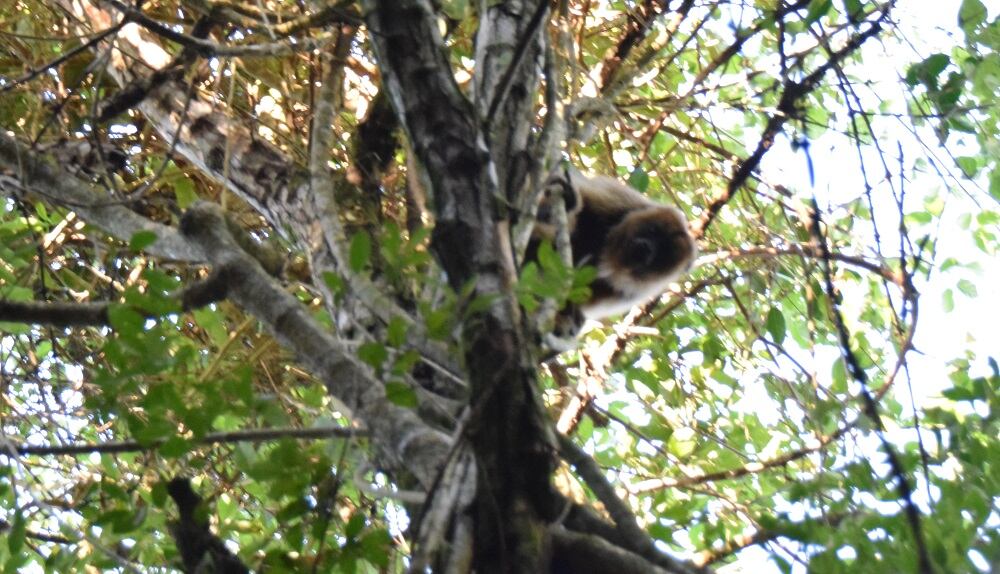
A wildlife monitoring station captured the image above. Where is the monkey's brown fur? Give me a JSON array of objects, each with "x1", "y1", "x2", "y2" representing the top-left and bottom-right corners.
[{"x1": 531, "y1": 170, "x2": 697, "y2": 322}]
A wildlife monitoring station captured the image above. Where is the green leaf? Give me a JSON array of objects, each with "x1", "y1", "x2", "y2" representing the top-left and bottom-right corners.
[
  {"x1": 906, "y1": 53, "x2": 950, "y2": 87},
  {"x1": 702, "y1": 336, "x2": 725, "y2": 364},
  {"x1": 131, "y1": 415, "x2": 177, "y2": 445},
  {"x1": 387, "y1": 316, "x2": 408, "y2": 347},
  {"x1": 959, "y1": 0, "x2": 987, "y2": 33},
  {"x1": 804, "y1": 0, "x2": 833, "y2": 25},
  {"x1": 322, "y1": 270, "x2": 345, "y2": 297},
  {"x1": 831, "y1": 358, "x2": 848, "y2": 393},
  {"x1": 357, "y1": 342, "x2": 388, "y2": 369},
  {"x1": 129, "y1": 230, "x2": 158, "y2": 251},
  {"x1": 391, "y1": 350, "x2": 421, "y2": 376},
  {"x1": 173, "y1": 178, "x2": 198, "y2": 208},
  {"x1": 765, "y1": 307, "x2": 787, "y2": 345},
  {"x1": 956, "y1": 156, "x2": 980, "y2": 178},
  {"x1": 143, "y1": 268, "x2": 180, "y2": 294},
  {"x1": 440, "y1": 0, "x2": 469, "y2": 20},
  {"x1": 942, "y1": 288, "x2": 955, "y2": 312},
  {"x1": 842, "y1": 0, "x2": 862, "y2": 19},
  {"x1": 194, "y1": 307, "x2": 228, "y2": 347},
  {"x1": 107, "y1": 304, "x2": 145, "y2": 334},
  {"x1": 349, "y1": 232, "x2": 372, "y2": 273},
  {"x1": 6, "y1": 511, "x2": 26, "y2": 554},
  {"x1": 345, "y1": 512, "x2": 366, "y2": 539},
  {"x1": 360, "y1": 528, "x2": 392, "y2": 567},
  {"x1": 276, "y1": 498, "x2": 311, "y2": 523},
  {"x1": 957, "y1": 278, "x2": 978, "y2": 297},
  {"x1": 423, "y1": 307, "x2": 453, "y2": 340},
  {"x1": 649, "y1": 132, "x2": 672, "y2": 159},
  {"x1": 385, "y1": 382, "x2": 418, "y2": 408},
  {"x1": 535, "y1": 240, "x2": 567, "y2": 274},
  {"x1": 158, "y1": 435, "x2": 194, "y2": 458},
  {"x1": 627, "y1": 169, "x2": 650, "y2": 192}
]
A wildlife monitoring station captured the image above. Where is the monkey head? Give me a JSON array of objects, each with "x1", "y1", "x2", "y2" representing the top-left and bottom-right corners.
[{"x1": 585, "y1": 205, "x2": 697, "y2": 319}]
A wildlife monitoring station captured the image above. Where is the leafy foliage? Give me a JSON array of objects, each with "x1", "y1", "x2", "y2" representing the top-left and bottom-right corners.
[{"x1": 0, "y1": 0, "x2": 997, "y2": 572}]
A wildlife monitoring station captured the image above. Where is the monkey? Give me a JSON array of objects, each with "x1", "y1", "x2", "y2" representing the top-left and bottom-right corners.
[{"x1": 528, "y1": 168, "x2": 697, "y2": 332}]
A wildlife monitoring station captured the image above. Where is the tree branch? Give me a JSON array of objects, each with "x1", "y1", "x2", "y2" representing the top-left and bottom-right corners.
[
  {"x1": 692, "y1": 12, "x2": 890, "y2": 238},
  {"x1": 551, "y1": 525, "x2": 705, "y2": 574},
  {"x1": 559, "y1": 435, "x2": 710, "y2": 574},
  {"x1": 0, "y1": 132, "x2": 204, "y2": 262},
  {"x1": 697, "y1": 244, "x2": 909, "y2": 290},
  {"x1": 0, "y1": 267, "x2": 230, "y2": 327},
  {"x1": 167, "y1": 477, "x2": 251, "y2": 574},
  {"x1": 809, "y1": 198, "x2": 934, "y2": 573},
  {"x1": 16, "y1": 425, "x2": 362, "y2": 457},
  {"x1": 179, "y1": 202, "x2": 450, "y2": 489},
  {"x1": 101, "y1": 0, "x2": 326, "y2": 57}
]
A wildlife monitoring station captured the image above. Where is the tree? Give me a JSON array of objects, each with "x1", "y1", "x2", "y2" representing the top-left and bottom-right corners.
[{"x1": 0, "y1": 0, "x2": 997, "y2": 572}]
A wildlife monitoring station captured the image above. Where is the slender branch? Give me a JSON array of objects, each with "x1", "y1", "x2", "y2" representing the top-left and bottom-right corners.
[
  {"x1": 16, "y1": 425, "x2": 363, "y2": 457},
  {"x1": 0, "y1": 24, "x2": 124, "y2": 93},
  {"x1": 101, "y1": 0, "x2": 325, "y2": 57},
  {"x1": 697, "y1": 244, "x2": 908, "y2": 290},
  {"x1": 809, "y1": 198, "x2": 934, "y2": 574},
  {"x1": 692, "y1": 513, "x2": 851, "y2": 567},
  {"x1": 598, "y1": 0, "x2": 669, "y2": 90},
  {"x1": 0, "y1": 267, "x2": 230, "y2": 328},
  {"x1": 627, "y1": 425, "x2": 846, "y2": 494},
  {"x1": 272, "y1": 4, "x2": 364, "y2": 36},
  {"x1": 551, "y1": 525, "x2": 706, "y2": 574},
  {"x1": 692, "y1": 11, "x2": 890, "y2": 238},
  {"x1": 0, "y1": 519, "x2": 72, "y2": 545}
]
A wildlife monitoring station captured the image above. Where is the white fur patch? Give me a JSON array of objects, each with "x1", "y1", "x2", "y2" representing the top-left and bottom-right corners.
[{"x1": 582, "y1": 242, "x2": 697, "y2": 320}]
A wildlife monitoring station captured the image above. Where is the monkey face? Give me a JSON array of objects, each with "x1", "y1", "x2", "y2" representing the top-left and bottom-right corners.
[{"x1": 606, "y1": 207, "x2": 696, "y2": 281}]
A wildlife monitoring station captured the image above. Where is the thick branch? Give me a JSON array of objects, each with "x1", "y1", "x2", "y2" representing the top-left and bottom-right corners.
[
  {"x1": 167, "y1": 478, "x2": 250, "y2": 574},
  {"x1": 366, "y1": 2, "x2": 561, "y2": 572},
  {"x1": 551, "y1": 525, "x2": 700, "y2": 574},
  {"x1": 558, "y1": 435, "x2": 647, "y2": 550},
  {"x1": 364, "y1": 0, "x2": 493, "y2": 287},
  {"x1": 0, "y1": 132, "x2": 203, "y2": 262},
  {"x1": 179, "y1": 202, "x2": 450, "y2": 488},
  {"x1": 558, "y1": 435, "x2": 710, "y2": 574}
]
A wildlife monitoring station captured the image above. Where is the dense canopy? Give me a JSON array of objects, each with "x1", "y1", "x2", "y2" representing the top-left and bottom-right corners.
[{"x1": 0, "y1": 0, "x2": 997, "y2": 572}]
